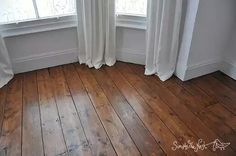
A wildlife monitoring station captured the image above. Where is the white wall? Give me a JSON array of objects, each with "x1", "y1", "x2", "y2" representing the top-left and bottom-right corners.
[
  {"x1": 4, "y1": 26, "x2": 146, "y2": 73},
  {"x1": 224, "y1": 32, "x2": 236, "y2": 66},
  {"x1": 116, "y1": 27, "x2": 146, "y2": 65},
  {"x1": 188, "y1": 0, "x2": 235, "y2": 65},
  {"x1": 175, "y1": 0, "x2": 199, "y2": 80},
  {"x1": 222, "y1": 22, "x2": 236, "y2": 79},
  {"x1": 5, "y1": 28, "x2": 78, "y2": 73},
  {"x1": 4, "y1": 0, "x2": 236, "y2": 80},
  {"x1": 176, "y1": 0, "x2": 236, "y2": 80}
]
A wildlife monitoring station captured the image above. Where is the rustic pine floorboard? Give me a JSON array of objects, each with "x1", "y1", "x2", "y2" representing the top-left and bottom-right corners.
[{"x1": 0, "y1": 62, "x2": 235, "y2": 156}]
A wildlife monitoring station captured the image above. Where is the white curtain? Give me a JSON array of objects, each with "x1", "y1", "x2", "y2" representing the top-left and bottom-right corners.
[
  {"x1": 145, "y1": 0, "x2": 183, "y2": 81},
  {"x1": 76, "y1": 0, "x2": 116, "y2": 69},
  {"x1": 0, "y1": 35, "x2": 13, "y2": 88}
]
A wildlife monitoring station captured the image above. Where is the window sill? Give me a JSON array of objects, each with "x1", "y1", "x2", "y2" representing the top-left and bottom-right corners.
[
  {"x1": 116, "y1": 15, "x2": 146, "y2": 30},
  {"x1": 0, "y1": 15, "x2": 146, "y2": 37},
  {"x1": 0, "y1": 16, "x2": 77, "y2": 37}
]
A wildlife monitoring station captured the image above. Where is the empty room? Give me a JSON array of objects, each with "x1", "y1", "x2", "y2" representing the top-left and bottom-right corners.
[{"x1": 0, "y1": 0, "x2": 236, "y2": 155}]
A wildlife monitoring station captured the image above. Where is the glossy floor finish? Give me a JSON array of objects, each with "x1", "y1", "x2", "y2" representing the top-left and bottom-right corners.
[{"x1": 0, "y1": 62, "x2": 235, "y2": 156}]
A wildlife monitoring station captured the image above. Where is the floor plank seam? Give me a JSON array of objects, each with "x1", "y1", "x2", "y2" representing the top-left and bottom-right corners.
[
  {"x1": 36, "y1": 71, "x2": 46, "y2": 156},
  {"x1": 62, "y1": 65, "x2": 93, "y2": 154},
  {"x1": 73, "y1": 64, "x2": 118, "y2": 156}
]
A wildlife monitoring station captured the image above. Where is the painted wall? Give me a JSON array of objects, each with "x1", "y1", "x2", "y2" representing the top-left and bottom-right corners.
[
  {"x1": 4, "y1": 0, "x2": 236, "y2": 80},
  {"x1": 116, "y1": 27, "x2": 146, "y2": 65},
  {"x1": 222, "y1": 22, "x2": 236, "y2": 79},
  {"x1": 225, "y1": 32, "x2": 236, "y2": 66},
  {"x1": 176, "y1": 0, "x2": 236, "y2": 80},
  {"x1": 5, "y1": 28, "x2": 78, "y2": 73},
  {"x1": 188, "y1": 0, "x2": 235, "y2": 65},
  {"x1": 4, "y1": 26, "x2": 146, "y2": 73}
]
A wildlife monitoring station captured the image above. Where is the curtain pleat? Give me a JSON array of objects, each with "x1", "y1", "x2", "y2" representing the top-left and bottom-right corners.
[
  {"x1": 0, "y1": 35, "x2": 13, "y2": 88},
  {"x1": 145, "y1": 0, "x2": 182, "y2": 81},
  {"x1": 76, "y1": 0, "x2": 116, "y2": 69}
]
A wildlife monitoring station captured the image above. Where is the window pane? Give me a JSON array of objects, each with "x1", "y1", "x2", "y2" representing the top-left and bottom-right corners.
[
  {"x1": 36, "y1": 0, "x2": 76, "y2": 18},
  {"x1": 0, "y1": 0, "x2": 36, "y2": 24},
  {"x1": 116, "y1": 0, "x2": 147, "y2": 16}
]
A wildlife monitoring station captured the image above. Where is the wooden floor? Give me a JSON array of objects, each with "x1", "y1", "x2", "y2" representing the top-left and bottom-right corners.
[{"x1": 0, "y1": 62, "x2": 235, "y2": 156}]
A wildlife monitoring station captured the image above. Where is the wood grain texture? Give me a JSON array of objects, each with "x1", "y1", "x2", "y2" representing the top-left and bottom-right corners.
[
  {"x1": 0, "y1": 75, "x2": 23, "y2": 156},
  {"x1": 75, "y1": 64, "x2": 140, "y2": 156},
  {"x1": 22, "y1": 72, "x2": 44, "y2": 156},
  {"x1": 193, "y1": 75, "x2": 236, "y2": 115},
  {"x1": 130, "y1": 65, "x2": 236, "y2": 153},
  {"x1": 49, "y1": 67, "x2": 92, "y2": 156},
  {"x1": 127, "y1": 63, "x2": 236, "y2": 155},
  {"x1": 125, "y1": 64, "x2": 213, "y2": 156},
  {"x1": 37, "y1": 69, "x2": 68, "y2": 156},
  {"x1": 63, "y1": 64, "x2": 116, "y2": 156},
  {"x1": 92, "y1": 67, "x2": 165, "y2": 156},
  {"x1": 105, "y1": 66, "x2": 187, "y2": 156},
  {"x1": 0, "y1": 86, "x2": 7, "y2": 136},
  {"x1": 213, "y1": 72, "x2": 236, "y2": 92},
  {"x1": 0, "y1": 62, "x2": 236, "y2": 156}
]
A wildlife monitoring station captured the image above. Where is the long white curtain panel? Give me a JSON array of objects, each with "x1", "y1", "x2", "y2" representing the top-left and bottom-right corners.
[
  {"x1": 145, "y1": 0, "x2": 182, "y2": 81},
  {"x1": 76, "y1": 0, "x2": 116, "y2": 69},
  {"x1": 0, "y1": 35, "x2": 13, "y2": 88}
]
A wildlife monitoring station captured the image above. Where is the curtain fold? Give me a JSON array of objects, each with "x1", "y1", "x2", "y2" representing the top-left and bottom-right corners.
[
  {"x1": 145, "y1": 0, "x2": 182, "y2": 81},
  {"x1": 0, "y1": 35, "x2": 13, "y2": 88},
  {"x1": 76, "y1": 0, "x2": 116, "y2": 69}
]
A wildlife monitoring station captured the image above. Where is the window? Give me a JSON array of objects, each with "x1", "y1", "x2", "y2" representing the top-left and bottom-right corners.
[
  {"x1": 115, "y1": 0, "x2": 147, "y2": 29},
  {"x1": 115, "y1": 0, "x2": 147, "y2": 17},
  {"x1": 0, "y1": 0, "x2": 76, "y2": 25},
  {"x1": 0, "y1": 0, "x2": 147, "y2": 25},
  {"x1": 36, "y1": 0, "x2": 76, "y2": 18},
  {"x1": 0, "y1": 0, "x2": 36, "y2": 24},
  {"x1": 0, "y1": 0, "x2": 147, "y2": 37}
]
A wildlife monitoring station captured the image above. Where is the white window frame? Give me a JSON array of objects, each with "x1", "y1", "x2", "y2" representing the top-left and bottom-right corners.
[
  {"x1": 0, "y1": 7, "x2": 147, "y2": 38},
  {"x1": 116, "y1": 14, "x2": 146, "y2": 30},
  {"x1": 0, "y1": 15, "x2": 77, "y2": 37}
]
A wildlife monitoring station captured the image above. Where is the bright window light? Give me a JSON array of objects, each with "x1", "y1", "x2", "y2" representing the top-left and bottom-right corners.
[
  {"x1": 116, "y1": 0, "x2": 147, "y2": 17},
  {"x1": 0, "y1": 0, "x2": 76, "y2": 24},
  {"x1": 36, "y1": 0, "x2": 76, "y2": 18},
  {"x1": 0, "y1": 0, "x2": 36, "y2": 24},
  {"x1": 0, "y1": 0, "x2": 147, "y2": 25}
]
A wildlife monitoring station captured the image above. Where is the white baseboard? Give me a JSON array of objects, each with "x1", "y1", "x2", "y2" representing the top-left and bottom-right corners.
[
  {"x1": 12, "y1": 48, "x2": 145, "y2": 74},
  {"x1": 116, "y1": 49, "x2": 145, "y2": 65},
  {"x1": 11, "y1": 48, "x2": 236, "y2": 81},
  {"x1": 175, "y1": 63, "x2": 187, "y2": 81},
  {"x1": 176, "y1": 58, "x2": 221, "y2": 81},
  {"x1": 176, "y1": 59, "x2": 236, "y2": 81},
  {"x1": 12, "y1": 48, "x2": 78, "y2": 74},
  {"x1": 221, "y1": 61, "x2": 236, "y2": 80}
]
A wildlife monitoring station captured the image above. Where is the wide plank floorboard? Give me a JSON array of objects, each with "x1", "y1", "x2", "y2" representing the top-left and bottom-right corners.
[
  {"x1": 22, "y1": 72, "x2": 44, "y2": 156},
  {"x1": 37, "y1": 69, "x2": 68, "y2": 156},
  {"x1": 105, "y1": 66, "x2": 187, "y2": 156},
  {"x1": 92, "y1": 68, "x2": 164, "y2": 156},
  {"x1": 0, "y1": 62, "x2": 236, "y2": 156},
  {"x1": 75, "y1": 64, "x2": 140, "y2": 156},
  {"x1": 193, "y1": 75, "x2": 236, "y2": 115},
  {"x1": 63, "y1": 64, "x2": 116, "y2": 156},
  {"x1": 0, "y1": 86, "x2": 7, "y2": 136},
  {"x1": 129, "y1": 64, "x2": 236, "y2": 152},
  {"x1": 0, "y1": 75, "x2": 23, "y2": 156},
  {"x1": 49, "y1": 67, "x2": 92, "y2": 156},
  {"x1": 123, "y1": 63, "x2": 235, "y2": 155}
]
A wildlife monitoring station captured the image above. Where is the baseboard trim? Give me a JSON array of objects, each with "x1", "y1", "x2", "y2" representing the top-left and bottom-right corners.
[
  {"x1": 116, "y1": 49, "x2": 145, "y2": 65},
  {"x1": 221, "y1": 61, "x2": 236, "y2": 80},
  {"x1": 12, "y1": 49, "x2": 236, "y2": 81},
  {"x1": 12, "y1": 48, "x2": 145, "y2": 74},
  {"x1": 176, "y1": 59, "x2": 221, "y2": 81},
  {"x1": 12, "y1": 48, "x2": 78, "y2": 74}
]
